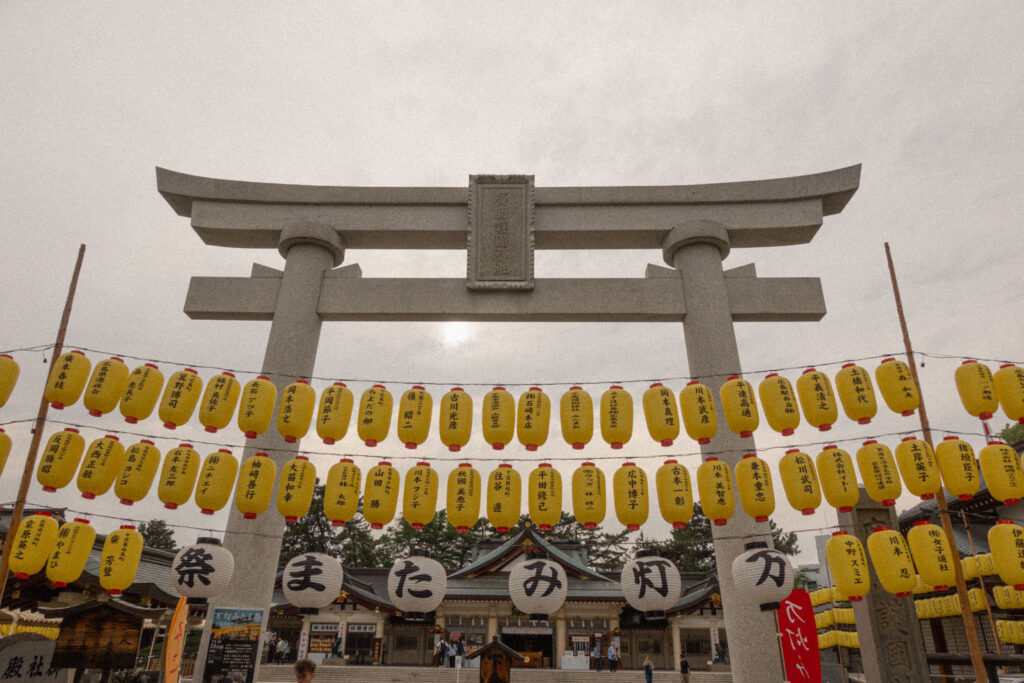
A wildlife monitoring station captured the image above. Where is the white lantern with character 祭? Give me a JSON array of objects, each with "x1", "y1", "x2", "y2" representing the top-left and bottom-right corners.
[
  {"x1": 282, "y1": 552, "x2": 344, "y2": 611},
  {"x1": 620, "y1": 550, "x2": 682, "y2": 618},
  {"x1": 170, "y1": 537, "x2": 235, "y2": 600},
  {"x1": 731, "y1": 541, "x2": 795, "y2": 611},
  {"x1": 508, "y1": 554, "x2": 568, "y2": 620},
  {"x1": 387, "y1": 550, "x2": 447, "y2": 619}
]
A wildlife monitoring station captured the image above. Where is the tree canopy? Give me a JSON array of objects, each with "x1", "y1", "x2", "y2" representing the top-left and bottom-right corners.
[{"x1": 138, "y1": 519, "x2": 177, "y2": 551}]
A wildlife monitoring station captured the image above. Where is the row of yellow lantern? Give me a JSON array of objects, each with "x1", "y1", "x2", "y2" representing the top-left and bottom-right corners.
[
  {"x1": 916, "y1": 592, "x2": 987, "y2": 619},
  {"x1": 993, "y1": 585, "x2": 1024, "y2": 610},
  {"x1": 955, "y1": 360, "x2": 1024, "y2": 423},
  {"x1": 813, "y1": 608, "x2": 856, "y2": 629},
  {"x1": 817, "y1": 630, "x2": 859, "y2": 650},
  {"x1": 0, "y1": 623, "x2": 59, "y2": 639},
  {"x1": 996, "y1": 620, "x2": 1024, "y2": 645}
]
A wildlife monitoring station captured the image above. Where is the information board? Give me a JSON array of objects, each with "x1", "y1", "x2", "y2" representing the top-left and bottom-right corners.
[{"x1": 203, "y1": 607, "x2": 264, "y2": 683}]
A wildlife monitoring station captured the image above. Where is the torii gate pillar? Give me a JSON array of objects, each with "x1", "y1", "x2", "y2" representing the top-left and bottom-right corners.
[{"x1": 665, "y1": 221, "x2": 783, "y2": 682}]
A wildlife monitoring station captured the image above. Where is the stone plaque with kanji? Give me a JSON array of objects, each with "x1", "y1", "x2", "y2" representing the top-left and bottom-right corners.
[{"x1": 467, "y1": 175, "x2": 534, "y2": 290}]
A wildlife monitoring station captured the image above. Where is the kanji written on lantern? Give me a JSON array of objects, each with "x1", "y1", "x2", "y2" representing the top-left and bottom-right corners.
[{"x1": 521, "y1": 561, "x2": 563, "y2": 597}]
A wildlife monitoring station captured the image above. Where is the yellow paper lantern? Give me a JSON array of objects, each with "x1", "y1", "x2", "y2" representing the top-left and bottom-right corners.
[
  {"x1": 9, "y1": 512, "x2": 59, "y2": 579},
  {"x1": 317, "y1": 382, "x2": 353, "y2": 444},
  {"x1": 894, "y1": 436, "x2": 942, "y2": 501},
  {"x1": 758, "y1": 373, "x2": 800, "y2": 436},
  {"x1": 680, "y1": 380, "x2": 717, "y2": 444},
  {"x1": 83, "y1": 357, "x2": 129, "y2": 417},
  {"x1": 195, "y1": 448, "x2": 239, "y2": 515},
  {"x1": 796, "y1": 368, "x2": 838, "y2": 432},
  {"x1": 994, "y1": 363, "x2": 1024, "y2": 424},
  {"x1": 816, "y1": 445, "x2": 859, "y2": 512},
  {"x1": 935, "y1": 436, "x2": 980, "y2": 501},
  {"x1": 825, "y1": 531, "x2": 869, "y2": 602},
  {"x1": 855, "y1": 440, "x2": 902, "y2": 507},
  {"x1": 37, "y1": 428, "x2": 85, "y2": 492},
  {"x1": 907, "y1": 521, "x2": 955, "y2": 591},
  {"x1": 277, "y1": 455, "x2": 316, "y2": 523},
  {"x1": 76, "y1": 435, "x2": 124, "y2": 499},
  {"x1": 482, "y1": 386, "x2": 515, "y2": 450},
  {"x1": 119, "y1": 363, "x2": 164, "y2": 424},
  {"x1": 735, "y1": 453, "x2": 774, "y2": 523},
  {"x1": 528, "y1": 463, "x2": 562, "y2": 531},
  {"x1": 397, "y1": 386, "x2": 433, "y2": 449},
  {"x1": 517, "y1": 387, "x2": 551, "y2": 451},
  {"x1": 979, "y1": 441, "x2": 1024, "y2": 505},
  {"x1": 99, "y1": 525, "x2": 143, "y2": 595},
  {"x1": 614, "y1": 462, "x2": 649, "y2": 531},
  {"x1": 238, "y1": 375, "x2": 277, "y2": 439},
  {"x1": 487, "y1": 464, "x2": 522, "y2": 533},
  {"x1": 0, "y1": 428, "x2": 10, "y2": 479},
  {"x1": 600, "y1": 385, "x2": 633, "y2": 449},
  {"x1": 277, "y1": 379, "x2": 316, "y2": 443},
  {"x1": 874, "y1": 357, "x2": 919, "y2": 416},
  {"x1": 656, "y1": 459, "x2": 694, "y2": 529},
  {"x1": 115, "y1": 440, "x2": 160, "y2": 505},
  {"x1": 697, "y1": 457, "x2": 735, "y2": 526},
  {"x1": 447, "y1": 463, "x2": 481, "y2": 532},
  {"x1": 235, "y1": 452, "x2": 277, "y2": 519},
  {"x1": 358, "y1": 384, "x2": 393, "y2": 446},
  {"x1": 835, "y1": 363, "x2": 877, "y2": 425},
  {"x1": 990, "y1": 520, "x2": 1024, "y2": 590},
  {"x1": 866, "y1": 526, "x2": 916, "y2": 596},
  {"x1": 158, "y1": 368, "x2": 203, "y2": 430},
  {"x1": 156, "y1": 443, "x2": 199, "y2": 510},
  {"x1": 0, "y1": 354, "x2": 20, "y2": 408},
  {"x1": 978, "y1": 553, "x2": 998, "y2": 576},
  {"x1": 46, "y1": 517, "x2": 96, "y2": 587},
  {"x1": 198, "y1": 371, "x2": 240, "y2": 433},
  {"x1": 364, "y1": 461, "x2": 400, "y2": 529},
  {"x1": 962, "y1": 555, "x2": 979, "y2": 581},
  {"x1": 44, "y1": 350, "x2": 91, "y2": 409},
  {"x1": 560, "y1": 386, "x2": 594, "y2": 449},
  {"x1": 719, "y1": 375, "x2": 758, "y2": 438},
  {"x1": 778, "y1": 448, "x2": 822, "y2": 515},
  {"x1": 439, "y1": 387, "x2": 472, "y2": 452},
  {"x1": 572, "y1": 462, "x2": 606, "y2": 530},
  {"x1": 955, "y1": 359, "x2": 997, "y2": 420},
  {"x1": 403, "y1": 461, "x2": 439, "y2": 529},
  {"x1": 642, "y1": 383, "x2": 680, "y2": 446},
  {"x1": 324, "y1": 458, "x2": 361, "y2": 527}
]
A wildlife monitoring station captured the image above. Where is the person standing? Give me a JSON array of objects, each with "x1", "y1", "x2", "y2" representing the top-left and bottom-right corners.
[
  {"x1": 437, "y1": 639, "x2": 448, "y2": 667},
  {"x1": 679, "y1": 653, "x2": 690, "y2": 683},
  {"x1": 607, "y1": 642, "x2": 618, "y2": 672},
  {"x1": 456, "y1": 638, "x2": 466, "y2": 669},
  {"x1": 591, "y1": 642, "x2": 602, "y2": 671},
  {"x1": 448, "y1": 639, "x2": 457, "y2": 668},
  {"x1": 643, "y1": 654, "x2": 654, "y2": 683}
]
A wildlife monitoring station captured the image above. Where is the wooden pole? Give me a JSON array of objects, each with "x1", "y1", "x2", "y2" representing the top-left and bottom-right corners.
[
  {"x1": 0, "y1": 244, "x2": 86, "y2": 606},
  {"x1": 884, "y1": 242, "x2": 988, "y2": 682}
]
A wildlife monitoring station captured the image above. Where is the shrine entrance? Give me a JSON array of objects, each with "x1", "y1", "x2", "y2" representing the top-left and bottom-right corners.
[{"x1": 501, "y1": 629, "x2": 553, "y2": 668}]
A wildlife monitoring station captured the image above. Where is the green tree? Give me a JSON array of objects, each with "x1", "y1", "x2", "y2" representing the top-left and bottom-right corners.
[
  {"x1": 646, "y1": 503, "x2": 799, "y2": 572},
  {"x1": 138, "y1": 519, "x2": 176, "y2": 551},
  {"x1": 1000, "y1": 422, "x2": 1024, "y2": 446},
  {"x1": 379, "y1": 509, "x2": 487, "y2": 570}
]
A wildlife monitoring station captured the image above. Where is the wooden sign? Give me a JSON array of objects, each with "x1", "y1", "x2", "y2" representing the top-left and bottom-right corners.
[
  {"x1": 467, "y1": 635, "x2": 526, "y2": 683},
  {"x1": 52, "y1": 608, "x2": 140, "y2": 669}
]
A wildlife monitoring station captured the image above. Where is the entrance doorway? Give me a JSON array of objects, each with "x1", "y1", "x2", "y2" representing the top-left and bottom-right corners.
[{"x1": 500, "y1": 632, "x2": 553, "y2": 668}]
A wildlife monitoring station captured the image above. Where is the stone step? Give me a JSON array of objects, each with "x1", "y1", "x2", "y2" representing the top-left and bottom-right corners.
[{"x1": 254, "y1": 664, "x2": 731, "y2": 683}]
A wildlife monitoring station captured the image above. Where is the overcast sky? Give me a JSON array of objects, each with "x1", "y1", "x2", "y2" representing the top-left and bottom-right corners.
[{"x1": 1, "y1": 3, "x2": 1022, "y2": 565}]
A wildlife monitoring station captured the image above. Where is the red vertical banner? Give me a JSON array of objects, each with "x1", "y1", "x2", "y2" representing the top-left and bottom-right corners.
[{"x1": 777, "y1": 589, "x2": 821, "y2": 683}]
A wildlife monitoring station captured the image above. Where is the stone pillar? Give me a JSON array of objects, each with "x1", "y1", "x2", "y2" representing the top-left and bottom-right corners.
[
  {"x1": 487, "y1": 614, "x2": 498, "y2": 643},
  {"x1": 663, "y1": 221, "x2": 782, "y2": 683},
  {"x1": 839, "y1": 488, "x2": 929, "y2": 682},
  {"x1": 374, "y1": 612, "x2": 386, "y2": 665},
  {"x1": 191, "y1": 224, "x2": 345, "y2": 683},
  {"x1": 671, "y1": 617, "x2": 682, "y2": 671},
  {"x1": 298, "y1": 617, "x2": 311, "y2": 659},
  {"x1": 555, "y1": 615, "x2": 566, "y2": 669}
]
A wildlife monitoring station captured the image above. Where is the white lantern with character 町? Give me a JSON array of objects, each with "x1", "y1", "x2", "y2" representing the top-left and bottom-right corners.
[
  {"x1": 170, "y1": 537, "x2": 234, "y2": 600},
  {"x1": 282, "y1": 553, "x2": 344, "y2": 611},
  {"x1": 731, "y1": 541, "x2": 795, "y2": 611},
  {"x1": 620, "y1": 551, "x2": 682, "y2": 618},
  {"x1": 387, "y1": 551, "x2": 447, "y2": 619},
  {"x1": 508, "y1": 554, "x2": 568, "y2": 619}
]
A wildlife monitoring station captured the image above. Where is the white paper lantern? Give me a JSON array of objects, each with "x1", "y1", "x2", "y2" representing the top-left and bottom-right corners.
[
  {"x1": 620, "y1": 552, "x2": 681, "y2": 617},
  {"x1": 282, "y1": 552, "x2": 344, "y2": 610},
  {"x1": 731, "y1": 542, "x2": 795, "y2": 611},
  {"x1": 508, "y1": 556, "x2": 568, "y2": 619},
  {"x1": 170, "y1": 538, "x2": 234, "y2": 599},
  {"x1": 386, "y1": 552, "x2": 447, "y2": 617}
]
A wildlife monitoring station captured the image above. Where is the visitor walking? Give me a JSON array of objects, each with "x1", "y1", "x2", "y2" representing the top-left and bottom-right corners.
[
  {"x1": 456, "y1": 638, "x2": 465, "y2": 669},
  {"x1": 679, "y1": 653, "x2": 690, "y2": 683},
  {"x1": 592, "y1": 642, "x2": 602, "y2": 671},
  {"x1": 643, "y1": 654, "x2": 654, "y2": 683},
  {"x1": 607, "y1": 642, "x2": 619, "y2": 672},
  {"x1": 448, "y1": 638, "x2": 457, "y2": 668}
]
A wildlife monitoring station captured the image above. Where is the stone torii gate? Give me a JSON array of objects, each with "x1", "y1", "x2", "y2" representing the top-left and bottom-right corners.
[{"x1": 157, "y1": 165, "x2": 860, "y2": 683}]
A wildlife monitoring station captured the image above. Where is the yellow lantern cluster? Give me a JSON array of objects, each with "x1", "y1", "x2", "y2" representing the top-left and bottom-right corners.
[
  {"x1": 680, "y1": 381, "x2": 716, "y2": 444},
  {"x1": 697, "y1": 457, "x2": 734, "y2": 526},
  {"x1": 115, "y1": 440, "x2": 160, "y2": 505},
  {"x1": 825, "y1": 531, "x2": 869, "y2": 602},
  {"x1": 907, "y1": 521, "x2": 954, "y2": 591},
  {"x1": 990, "y1": 520, "x2": 1024, "y2": 590},
  {"x1": 572, "y1": 462, "x2": 606, "y2": 529},
  {"x1": 403, "y1": 461, "x2": 438, "y2": 529},
  {"x1": 994, "y1": 586, "x2": 1024, "y2": 610},
  {"x1": 159, "y1": 368, "x2": 203, "y2": 430},
  {"x1": 778, "y1": 449, "x2": 821, "y2": 515},
  {"x1": 120, "y1": 363, "x2": 164, "y2": 424},
  {"x1": 239, "y1": 375, "x2": 277, "y2": 439},
  {"x1": 364, "y1": 461, "x2": 399, "y2": 529},
  {"x1": 561, "y1": 386, "x2": 593, "y2": 449},
  {"x1": 529, "y1": 463, "x2": 561, "y2": 531},
  {"x1": 482, "y1": 387, "x2": 514, "y2": 450},
  {"x1": 487, "y1": 463, "x2": 521, "y2": 533},
  {"x1": 84, "y1": 357, "x2": 129, "y2": 417},
  {"x1": 10, "y1": 512, "x2": 59, "y2": 579},
  {"x1": 198, "y1": 371, "x2": 240, "y2": 433},
  {"x1": 994, "y1": 363, "x2": 1024, "y2": 424},
  {"x1": 157, "y1": 443, "x2": 199, "y2": 510},
  {"x1": 955, "y1": 359, "x2": 997, "y2": 420},
  {"x1": 894, "y1": 436, "x2": 941, "y2": 500},
  {"x1": 47, "y1": 517, "x2": 96, "y2": 587},
  {"x1": 600, "y1": 385, "x2": 633, "y2": 449},
  {"x1": 979, "y1": 441, "x2": 1024, "y2": 505},
  {"x1": 817, "y1": 445, "x2": 858, "y2": 513},
  {"x1": 835, "y1": 362, "x2": 877, "y2": 424},
  {"x1": 447, "y1": 463, "x2": 481, "y2": 532},
  {"x1": 935, "y1": 435, "x2": 979, "y2": 501},
  {"x1": 318, "y1": 382, "x2": 354, "y2": 444},
  {"x1": 866, "y1": 526, "x2": 915, "y2": 596},
  {"x1": 278, "y1": 455, "x2": 316, "y2": 523},
  {"x1": 758, "y1": 373, "x2": 799, "y2": 436},
  {"x1": 0, "y1": 353, "x2": 20, "y2": 408},
  {"x1": 440, "y1": 387, "x2": 472, "y2": 452},
  {"x1": 796, "y1": 368, "x2": 837, "y2": 431},
  {"x1": 656, "y1": 459, "x2": 693, "y2": 529},
  {"x1": 278, "y1": 379, "x2": 316, "y2": 443},
  {"x1": 855, "y1": 440, "x2": 901, "y2": 507},
  {"x1": 642, "y1": 382, "x2": 679, "y2": 447},
  {"x1": 100, "y1": 525, "x2": 143, "y2": 595},
  {"x1": 614, "y1": 462, "x2": 649, "y2": 531},
  {"x1": 875, "y1": 357, "x2": 919, "y2": 416},
  {"x1": 996, "y1": 620, "x2": 1024, "y2": 645},
  {"x1": 517, "y1": 387, "x2": 550, "y2": 451},
  {"x1": 77, "y1": 435, "x2": 124, "y2": 499},
  {"x1": 398, "y1": 386, "x2": 433, "y2": 449},
  {"x1": 37, "y1": 428, "x2": 85, "y2": 492},
  {"x1": 45, "y1": 350, "x2": 91, "y2": 410},
  {"x1": 325, "y1": 458, "x2": 361, "y2": 527},
  {"x1": 735, "y1": 453, "x2": 773, "y2": 523},
  {"x1": 720, "y1": 376, "x2": 758, "y2": 438},
  {"x1": 236, "y1": 452, "x2": 276, "y2": 519},
  {"x1": 195, "y1": 448, "x2": 239, "y2": 515}
]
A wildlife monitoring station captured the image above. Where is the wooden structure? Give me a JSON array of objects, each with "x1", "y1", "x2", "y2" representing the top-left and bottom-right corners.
[
  {"x1": 39, "y1": 599, "x2": 167, "y2": 669},
  {"x1": 467, "y1": 635, "x2": 526, "y2": 683}
]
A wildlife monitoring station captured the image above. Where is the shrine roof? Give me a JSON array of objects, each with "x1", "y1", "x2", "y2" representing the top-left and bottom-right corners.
[{"x1": 448, "y1": 526, "x2": 610, "y2": 582}]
